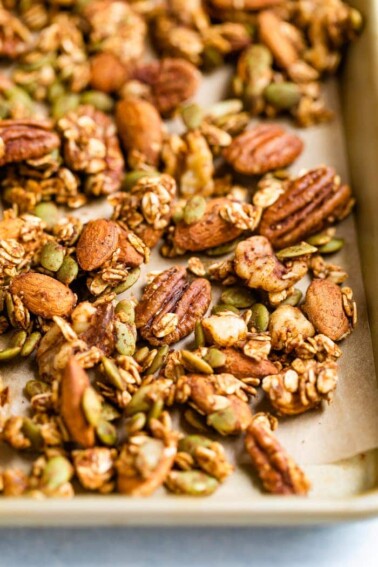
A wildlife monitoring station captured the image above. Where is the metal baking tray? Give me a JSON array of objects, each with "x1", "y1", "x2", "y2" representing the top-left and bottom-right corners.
[{"x1": 0, "y1": 0, "x2": 377, "y2": 526}]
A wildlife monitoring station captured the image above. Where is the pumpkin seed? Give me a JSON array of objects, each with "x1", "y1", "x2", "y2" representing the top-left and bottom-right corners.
[
  {"x1": 306, "y1": 231, "x2": 333, "y2": 246},
  {"x1": 0, "y1": 347, "x2": 21, "y2": 361},
  {"x1": 34, "y1": 202, "x2": 59, "y2": 230},
  {"x1": 276, "y1": 242, "x2": 318, "y2": 259},
  {"x1": 183, "y1": 196, "x2": 207, "y2": 225},
  {"x1": 194, "y1": 321, "x2": 205, "y2": 348},
  {"x1": 212, "y1": 304, "x2": 240, "y2": 315},
  {"x1": 125, "y1": 384, "x2": 154, "y2": 416},
  {"x1": 181, "y1": 350, "x2": 213, "y2": 375},
  {"x1": 114, "y1": 321, "x2": 136, "y2": 356},
  {"x1": 122, "y1": 170, "x2": 159, "y2": 192},
  {"x1": 134, "y1": 346, "x2": 150, "y2": 364},
  {"x1": 101, "y1": 357, "x2": 124, "y2": 390},
  {"x1": 42, "y1": 456, "x2": 73, "y2": 491},
  {"x1": 204, "y1": 347, "x2": 226, "y2": 369},
  {"x1": 249, "y1": 303, "x2": 270, "y2": 332},
  {"x1": 220, "y1": 286, "x2": 257, "y2": 308},
  {"x1": 281, "y1": 288, "x2": 303, "y2": 307},
  {"x1": 24, "y1": 379, "x2": 50, "y2": 400},
  {"x1": 40, "y1": 241, "x2": 65, "y2": 272},
  {"x1": 166, "y1": 470, "x2": 218, "y2": 496},
  {"x1": 317, "y1": 238, "x2": 345, "y2": 254},
  {"x1": 113, "y1": 268, "x2": 141, "y2": 293},
  {"x1": 22, "y1": 418, "x2": 43, "y2": 451},
  {"x1": 148, "y1": 398, "x2": 164, "y2": 421},
  {"x1": 56, "y1": 256, "x2": 79, "y2": 285},
  {"x1": 20, "y1": 332, "x2": 42, "y2": 357},
  {"x1": 207, "y1": 406, "x2": 238, "y2": 436},
  {"x1": 51, "y1": 93, "x2": 80, "y2": 119},
  {"x1": 101, "y1": 401, "x2": 121, "y2": 422},
  {"x1": 147, "y1": 345, "x2": 169, "y2": 375},
  {"x1": 82, "y1": 386, "x2": 102, "y2": 427},
  {"x1": 264, "y1": 82, "x2": 301, "y2": 110},
  {"x1": 80, "y1": 90, "x2": 114, "y2": 112},
  {"x1": 178, "y1": 435, "x2": 213, "y2": 455},
  {"x1": 206, "y1": 238, "x2": 240, "y2": 257},
  {"x1": 96, "y1": 420, "x2": 117, "y2": 446},
  {"x1": 172, "y1": 204, "x2": 184, "y2": 224},
  {"x1": 115, "y1": 299, "x2": 135, "y2": 323},
  {"x1": 180, "y1": 102, "x2": 203, "y2": 130},
  {"x1": 125, "y1": 412, "x2": 146, "y2": 436},
  {"x1": 184, "y1": 409, "x2": 209, "y2": 432}
]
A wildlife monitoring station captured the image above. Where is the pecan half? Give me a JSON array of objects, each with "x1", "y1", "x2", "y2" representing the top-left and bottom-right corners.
[
  {"x1": 132, "y1": 58, "x2": 200, "y2": 116},
  {"x1": 223, "y1": 124, "x2": 303, "y2": 175},
  {"x1": 262, "y1": 358, "x2": 338, "y2": 415},
  {"x1": 115, "y1": 97, "x2": 163, "y2": 168},
  {"x1": 245, "y1": 413, "x2": 311, "y2": 495},
  {"x1": 10, "y1": 273, "x2": 76, "y2": 319},
  {"x1": 218, "y1": 347, "x2": 278, "y2": 380},
  {"x1": 302, "y1": 279, "x2": 355, "y2": 341},
  {"x1": 259, "y1": 167, "x2": 354, "y2": 248},
  {"x1": 172, "y1": 198, "x2": 244, "y2": 253},
  {"x1": 0, "y1": 9, "x2": 32, "y2": 59},
  {"x1": 234, "y1": 236, "x2": 308, "y2": 293},
  {"x1": 135, "y1": 266, "x2": 211, "y2": 346},
  {"x1": 60, "y1": 357, "x2": 95, "y2": 448},
  {"x1": 0, "y1": 120, "x2": 60, "y2": 166},
  {"x1": 57, "y1": 105, "x2": 124, "y2": 196}
]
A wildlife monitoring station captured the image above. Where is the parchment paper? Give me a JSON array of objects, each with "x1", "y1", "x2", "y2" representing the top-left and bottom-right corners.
[{"x1": 1, "y1": 66, "x2": 378, "y2": 469}]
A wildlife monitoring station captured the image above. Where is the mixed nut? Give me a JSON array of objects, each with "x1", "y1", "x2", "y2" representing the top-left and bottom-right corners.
[{"x1": 0, "y1": 0, "x2": 362, "y2": 499}]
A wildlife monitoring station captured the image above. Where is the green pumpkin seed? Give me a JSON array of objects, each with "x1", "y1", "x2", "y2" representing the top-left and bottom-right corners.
[
  {"x1": 202, "y1": 46, "x2": 224, "y2": 70},
  {"x1": 317, "y1": 238, "x2": 345, "y2": 254},
  {"x1": 166, "y1": 470, "x2": 218, "y2": 496},
  {"x1": 181, "y1": 350, "x2": 213, "y2": 375},
  {"x1": 281, "y1": 288, "x2": 303, "y2": 307},
  {"x1": 172, "y1": 204, "x2": 184, "y2": 224},
  {"x1": 220, "y1": 286, "x2": 257, "y2": 308},
  {"x1": 11, "y1": 331, "x2": 27, "y2": 349},
  {"x1": 147, "y1": 345, "x2": 169, "y2": 375},
  {"x1": 178, "y1": 435, "x2": 213, "y2": 455},
  {"x1": 20, "y1": 332, "x2": 42, "y2": 357},
  {"x1": 134, "y1": 346, "x2": 150, "y2": 364},
  {"x1": 194, "y1": 321, "x2": 205, "y2": 348},
  {"x1": 148, "y1": 398, "x2": 164, "y2": 421},
  {"x1": 47, "y1": 81, "x2": 66, "y2": 102},
  {"x1": 42, "y1": 456, "x2": 73, "y2": 491},
  {"x1": 204, "y1": 347, "x2": 226, "y2": 369},
  {"x1": 34, "y1": 202, "x2": 59, "y2": 229},
  {"x1": 306, "y1": 231, "x2": 333, "y2": 246},
  {"x1": 96, "y1": 420, "x2": 117, "y2": 446},
  {"x1": 80, "y1": 90, "x2": 114, "y2": 112},
  {"x1": 51, "y1": 93, "x2": 80, "y2": 119},
  {"x1": 125, "y1": 412, "x2": 146, "y2": 436},
  {"x1": 22, "y1": 418, "x2": 43, "y2": 451},
  {"x1": 115, "y1": 299, "x2": 135, "y2": 323},
  {"x1": 114, "y1": 321, "x2": 136, "y2": 356},
  {"x1": 125, "y1": 384, "x2": 154, "y2": 416},
  {"x1": 0, "y1": 347, "x2": 21, "y2": 361},
  {"x1": 101, "y1": 357, "x2": 124, "y2": 390},
  {"x1": 184, "y1": 409, "x2": 209, "y2": 432},
  {"x1": 249, "y1": 303, "x2": 270, "y2": 332},
  {"x1": 206, "y1": 239, "x2": 240, "y2": 257},
  {"x1": 264, "y1": 82, "x2": 301, "y2": 110},
  {"x1": 5, "y1": 86, "x2": 34, "y2": 111},
  {"x1": 207, "y1": 406, "x2": 238, "y2": 436},
  {"x1": 180, "y1": 102, "x2": 203, "y2": 130},
  {"x1": 24, "y1": 379, "x2": 50, "y2": 399},
  {"x1": 276, "y1": 242, "x2": 318, "y2": 259},
  {"x1": 56, "y1": 256, "x2": 79, "y2": 285},
  {"x1": 113, "y1": 268, "x2": 141, "y2": 293},
  {"x1": 82, "y1": 386, "x2": 102, "y2": 427},
  {"x1": 101, "y1": 401, "x2": 121, "y2": 422},
  {"x1": 212, "y1": 304, "x2": 240, "y2": 315},
  {"x1": 207, "y1": 99, "x2": 243, "y2": 118},
  {"x1": 40, "y1": 241, "x2": 65, "y2": 272},
  {"x1": 122, "y1": 170, "x2": 159, "y2": 192},
  {"x1": 183, "y1": 196, "x2": 207, "y2": 225}
]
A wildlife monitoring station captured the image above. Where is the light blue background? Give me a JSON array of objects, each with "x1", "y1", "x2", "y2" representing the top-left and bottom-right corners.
[{"x1": 0, "y1": 519, "x2": 377, "y2": 566}]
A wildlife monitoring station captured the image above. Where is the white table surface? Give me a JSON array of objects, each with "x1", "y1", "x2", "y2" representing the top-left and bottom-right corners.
[{"x1": 1, "y1": 519, "x2": 377, "y2": 566}]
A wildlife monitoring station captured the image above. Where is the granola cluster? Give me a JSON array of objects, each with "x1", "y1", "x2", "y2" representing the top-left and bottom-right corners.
[{"x1": 0, "y1": 0, "x2": 362, "y2": 499}]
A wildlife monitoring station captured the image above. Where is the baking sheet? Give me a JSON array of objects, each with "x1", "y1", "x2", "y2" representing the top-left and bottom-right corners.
[{"x1": 1, "y1": 64, "x2": 378, "y2": 501}]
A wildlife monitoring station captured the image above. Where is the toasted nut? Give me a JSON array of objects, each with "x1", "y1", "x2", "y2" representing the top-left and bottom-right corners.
[
  {"x1": 269, "y1": 305, "x2": 315, "y2": 352},
  {"x1": 202, "y1": 313, "x2": 247, "y2": 347},
  {"x1": 165, "y1": 470, "x2": 218, "y2": 496},
  {"x1": 245, "y1": 413, "x2": 311, "y2": 495},
  {"x1": 172, "y1": 198, "x2": 244, "y2": 252},
  {"x1": 0, "y1": 119, "x2": 60, "y2": 166},
  {"x1": 90, "y1": 52, "x2": 128, "y2": 93},
  {"x1": 115, "y1": 97, "x2": 163, "y2": 167},
  {"x1": 218, "y1": 347, "x2": 278, "y2": 380},
  {"x1": 223, "y1": 124, "x2": 303, "y2": 175},
  {"x1": 60, "y1": 357, "x2": 95, "y2": 448},
  {"x1": 76, "y1": 219, "x2": 119, "y2": 272},
  {"x1": 302, "y1": 279, "x2": 352, "y2": 341},
  {"x1": 10, "y1": 273, "x2": 76, "y2": 319}
]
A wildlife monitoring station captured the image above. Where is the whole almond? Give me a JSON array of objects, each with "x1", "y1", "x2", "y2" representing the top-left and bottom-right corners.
[
  {"x1": 302, "y1": 279, "x2": 350, "y2": 341},
  {"x1": 76, "y1": 219, "x2": 119, "y2": 271},
  {"x1": 223, "y1": 124, "x2": 303, "y2": 175},
  {"x1": 117, "y1": 227, "x2": 144, "y2": 268},
  {"x1": 115, "y1": 97, "x2": 163, "y2": 167},
  {"x1": 60, "y1": 357, "x2": 95, "y2": 448},
  {"x1": 10, "y1": 273, "x2": 76, "y2": 318},
  {"x1": 218, "y1": 347, "x2": 278, "y2": 379},
  {"x1": 90, "y1": 52, "x2": 129, "y2": 93}
]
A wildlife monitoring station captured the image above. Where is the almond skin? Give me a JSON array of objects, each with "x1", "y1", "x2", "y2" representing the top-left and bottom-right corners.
[
  {"x1": 115, "y1": 97, "x2": 163, "y2": 167},
  {"x1": 117, "y1": 227, "x2": 144, "y2": 267},
  {"x1": 302, "y1": 279, "x2": 350, "y2": 341},
  {"x1": 10, "y1": 273, "x2": 76, "y2": 318},
  {"x1": 76, "y1": 219, "x2": 119, "y2": 271},
  {"x1": 90, "y1": 52, "x2": 129, "y2": 93},
  {"x1": 218, "y1": 348, "x2": 278, "y2": 379},
  {"x1": 60, "y1": 357, "x2": 95, "y2": 448}
]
